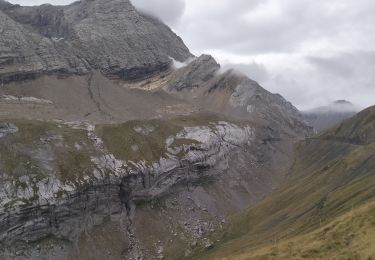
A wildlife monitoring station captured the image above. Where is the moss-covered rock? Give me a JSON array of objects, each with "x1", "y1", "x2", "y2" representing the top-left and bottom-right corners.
[{"x1": 96, "y1": 113, "x2": 226, "y2": 163}]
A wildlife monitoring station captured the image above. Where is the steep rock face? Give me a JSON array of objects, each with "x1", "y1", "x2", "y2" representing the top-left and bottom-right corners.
[
  {"x1": 166, "y1": 55, "x2": 221, "y2": 91},
  {"x1": 0, "y1": 8, "x2": 81, "y2": 82},
  {"x1": 0, "y1": 0, "x2": 12, "y2": 10},
  {"x1": 0, "y1": 116, "x2": 290, "y2": 259},
  {"x1": 0, "y1": 0, "x2": 192, "y2": 82}
]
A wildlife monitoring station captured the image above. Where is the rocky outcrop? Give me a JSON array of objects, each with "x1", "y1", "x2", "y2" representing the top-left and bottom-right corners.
[
  {"x1": 0, "y1": 0, "x2": 192, "y2": 82},
  {"x1": 166, "y1": 55, "x2": 311, "y2": 137},
  {"x1": 0, "y1": 122, "x2": 18, "y2": 138},
  {"x1": 0, "y1": 0, "x2": 12, "y2": 10},
  {"x1": 166, "y1": 55, "x2": 221, "y2": 91},
  {"x1": 0, "y1": 118, "x2": 257, "y2": 252},
  {"x1": 0, "y1": 115, "x2": 300, "y2": 259}
]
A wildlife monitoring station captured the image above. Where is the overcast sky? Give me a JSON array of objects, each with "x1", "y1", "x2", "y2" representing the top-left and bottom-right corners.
[{"x1": 7, "y1": 0, "x2": 375, "y2": 110}]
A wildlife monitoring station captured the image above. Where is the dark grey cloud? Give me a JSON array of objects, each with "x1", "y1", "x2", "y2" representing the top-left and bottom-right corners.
[
  {"x1": 176, "y1": 0, "x2": 375, "y2": 55},
  {"x1": 305, "y1": 52, "x2": 375, "y2": 106},
  {"x1": 222, "y1": 62, "x2": 270, "y2": 83},
  {"x1": 6, "y1": 0, "x2": 375, "y2": 110},
  {"x1": 307, "y1": 52, "x2": 375, "y2": 80}
]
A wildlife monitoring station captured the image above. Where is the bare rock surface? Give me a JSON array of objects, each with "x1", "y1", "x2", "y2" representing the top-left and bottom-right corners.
[
  {"x1": 0, "y1": 0, "x2": 192, "y2": 82},
  {"x1": 0, "y1": 122, "x2": 17, "y2": 138},
  {"x1": 0, "y1": 117, "x2": 282, "y2": 259}
]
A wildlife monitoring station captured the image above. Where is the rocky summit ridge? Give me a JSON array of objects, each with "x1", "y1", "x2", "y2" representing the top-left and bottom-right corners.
[
  {"x1": 0, "y1": 0, "x2": 314, "y2": 259},
  {"x1": 0, "y1": 0, "x2": 191, "y2": 82}
]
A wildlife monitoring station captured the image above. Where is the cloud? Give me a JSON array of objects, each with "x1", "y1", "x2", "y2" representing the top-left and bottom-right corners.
[
  {"x1": 9, "y1": 0, "x2": 186, "y2": 26},
  {"x1": 131, "y1": 0, "x2": 186, "y2": 26},
  {"x1": 175, "y1": 0, "x2": 375, "y2": 56},
  {"x1": 222, "y1": 62, "x2": 270, "y2": 83},
  {"x1": 260, "y1": 51, "x2": 375, "y2": 110}
]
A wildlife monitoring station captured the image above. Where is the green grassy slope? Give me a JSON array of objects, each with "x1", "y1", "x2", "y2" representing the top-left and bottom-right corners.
[
  {"x1": 96, "y1": 113, "x2": 238, "y2": 163},
  {"x1": 216, "y1": 200, "x2": 375, "y2": 260},
  {"x1": 193, "y1": 106, "x2": 375, "y2": 259}
]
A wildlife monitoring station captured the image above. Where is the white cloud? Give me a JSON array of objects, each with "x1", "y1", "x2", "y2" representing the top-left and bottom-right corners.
[{"x1": 131, "y1": 0, "x2": 185, "y2": 25}]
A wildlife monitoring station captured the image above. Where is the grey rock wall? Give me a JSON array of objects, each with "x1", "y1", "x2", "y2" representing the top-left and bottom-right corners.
[
  {"x1": 0, "y1": 120, "x2": 255, "y2": 249},
  {"x1": 0, "y1": 0, "x2": 192, "y2": 82}
]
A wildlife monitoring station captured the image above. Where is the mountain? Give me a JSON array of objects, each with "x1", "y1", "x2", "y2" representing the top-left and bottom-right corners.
[
  {"x1": 302, "y1": 100, "x2": 358, "y2": 132},
  {"x1": 0, "y1": 0, "x2": 191, "y2": 82},
  {"x1": 194, "y1": 106, "x2": 375, "y2": 259},
  {"x1": 0, "y1": 0, "x2": 313, "y2": 259}
]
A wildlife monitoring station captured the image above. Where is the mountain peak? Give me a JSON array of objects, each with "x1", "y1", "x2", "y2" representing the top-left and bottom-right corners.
[
  {"x1": 307, "y1": 100, "x2": 357, "y2": 114},
  {"x1": 0, "y1": 0, "x2": 192, "y2": 82},
  {"x1": 0, "y1": 0, "x2": 13, "y2": 9},
  {"x1": 333, "y1": 99, "x2": 352, "y2": 105}
]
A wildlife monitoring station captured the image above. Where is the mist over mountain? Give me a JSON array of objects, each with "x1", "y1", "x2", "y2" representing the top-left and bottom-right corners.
[{"x1": 303, "y1": 100, "x2": 359, "y2": 132}]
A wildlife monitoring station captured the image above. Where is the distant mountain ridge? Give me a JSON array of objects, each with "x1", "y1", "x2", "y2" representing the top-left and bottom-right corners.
[
  {"x1": 303, "y1": 100, "x2": 359, "y2": 131},
  {"x1": 321, "y1": 105, "x2": 375, "y2": 145}
]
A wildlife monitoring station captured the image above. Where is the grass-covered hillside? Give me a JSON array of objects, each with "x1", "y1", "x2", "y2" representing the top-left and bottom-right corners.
[
  {"x1": 215, "y1": 200, "x2": 375, "y2": 260},
  {"x1": 96, "y1": 113, "x2": 239, "y2": 164},
  {"x1": 193, "y1": 106, "x2": 375, "y2": 259}
]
